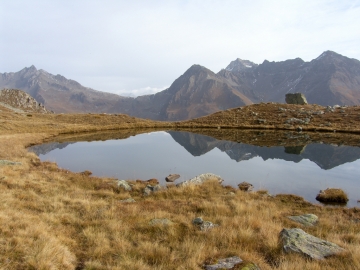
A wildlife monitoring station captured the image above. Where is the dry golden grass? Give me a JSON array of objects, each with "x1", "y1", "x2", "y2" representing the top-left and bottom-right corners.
[{"x1": 0, "y1": 105, "x2": 360, "y2": 269}]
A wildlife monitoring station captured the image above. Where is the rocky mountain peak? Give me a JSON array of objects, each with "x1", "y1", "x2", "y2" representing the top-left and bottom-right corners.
[{"x1": 225, "y1": 58, "x2": 257, "y2": 72}]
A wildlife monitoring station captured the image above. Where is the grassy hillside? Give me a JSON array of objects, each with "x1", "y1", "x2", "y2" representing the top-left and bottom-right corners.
[{"x1": 0, "y1": 103, "x2": 360, "y2": 269}]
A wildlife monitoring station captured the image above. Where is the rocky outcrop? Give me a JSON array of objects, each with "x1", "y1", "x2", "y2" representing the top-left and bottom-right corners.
[
  {"x1": 0, "y1": 88, "x2": 51, "y2": 113},
  {"x1": 165, "y1": 174, "x2": 180, "y2": 182},
  {"x1": 279, "y1": 228, "x2": 345, "y2": 260},
  {"x1": 143, "y1": 184, "x2": 164, "y2": 196},
  {"x1": 177, "y1": 173, "x2": 223, "y2": 187},
  {"x1": 285, "y1": 93, "x2": 308, "y2": 105},
  {"x1": 117, "y1": 180, "x2": 132, "y2": 191}
]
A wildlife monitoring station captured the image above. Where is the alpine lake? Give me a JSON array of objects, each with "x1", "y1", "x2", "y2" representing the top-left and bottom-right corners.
[{"x1": 29, "y1": 129, "x2": 360, "y2": 207}]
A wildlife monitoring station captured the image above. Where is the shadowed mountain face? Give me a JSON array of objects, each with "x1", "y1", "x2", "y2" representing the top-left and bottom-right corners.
[
  {"x1": 167, "y1": 131, "x2": 360, "y2": 170},
  {"x1": 1, "y1": 51, "x2": 360, "y2": 118}
]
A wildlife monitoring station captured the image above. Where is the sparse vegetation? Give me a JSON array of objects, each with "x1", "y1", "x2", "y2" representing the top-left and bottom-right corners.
[{"x1": 1, "y1": 103, "x2": 360, "y2": 269}]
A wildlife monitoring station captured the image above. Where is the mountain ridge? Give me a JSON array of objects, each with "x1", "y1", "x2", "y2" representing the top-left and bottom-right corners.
[{"x1": 1, "y1": 50, "x2": 360, "y2": 120}]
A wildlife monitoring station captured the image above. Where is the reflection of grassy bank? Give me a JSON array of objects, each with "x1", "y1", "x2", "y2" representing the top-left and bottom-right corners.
[{"x1": 0, "y1": 108, "x2": 360, "y2": 269}]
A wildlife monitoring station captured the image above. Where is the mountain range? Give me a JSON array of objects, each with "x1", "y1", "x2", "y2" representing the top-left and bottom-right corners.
[{"x1": 1, "y1": 50, "x2": 360, "y2": 120}]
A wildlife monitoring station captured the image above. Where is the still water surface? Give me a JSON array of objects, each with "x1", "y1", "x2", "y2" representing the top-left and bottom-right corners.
[{"x1": 29, "y1": 131, "x2": 360, "y2": 207}]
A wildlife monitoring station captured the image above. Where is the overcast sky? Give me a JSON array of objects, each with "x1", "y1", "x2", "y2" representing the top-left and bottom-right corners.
[{"x1": 1, "y1": 0, "x2": 360, "y2": 96}]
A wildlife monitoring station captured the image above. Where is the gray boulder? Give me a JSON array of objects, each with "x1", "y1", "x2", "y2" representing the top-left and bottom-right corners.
[
  {"x1": 165, "y1": 174, "x2": 180, "y2": 182},
  {"x1": 285, "y1": 93, "x2": 308, "y2": 105},
  {"x1": 287, "y1": 214, "x2": 318, "y2": 227},
  {"x1": 279, "y1": 228, "x2": 345, "y2": 260},
  {"x1": 144, "y1": 184, "x2": 164, "y2": 196},
  {"x1": 177, "y1": 173, "x2": 223, "y2": 187},
  {"x1": 117, "y1": 180, "x2": 132, "y2": 191},
  {"x1": 205, "y1": 256, "x2": 243, "y2": 270}
]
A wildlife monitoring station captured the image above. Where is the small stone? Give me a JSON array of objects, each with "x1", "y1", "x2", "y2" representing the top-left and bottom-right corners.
[
  {"x1": 205, "y1": 256, "x2": 243, "y2": 270},
  {"x1": 165, "y1": 174, "x2": 180, "y2": 182},
  {"x1": 200, "y1": 221, "x2": 219, "y2": 231},
  {"x1": 192, "y1": 217, "x2": 204, "y2": 225},
  {"x1": 238, "y1": 181, "x2": 254, "y2": 191},
  {"x1": 287, "y1": 214, "x2": 318, "y2": 227}
]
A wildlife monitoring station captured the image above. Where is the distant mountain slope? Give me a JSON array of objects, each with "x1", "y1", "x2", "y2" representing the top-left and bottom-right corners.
[
  {"x1": 1, "y1": 51, "x2": 360, "y2": 119},
  {"x1": 109, "y1": 65, "x2": 253, "y2": 120},
  {"x1": 0, "y1": 66, "x2": 122, "y2": 113},
  {"x1": 218, "y1": 51, "x2": 360, "y2": 106}
]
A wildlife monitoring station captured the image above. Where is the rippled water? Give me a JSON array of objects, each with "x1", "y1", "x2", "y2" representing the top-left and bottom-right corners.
[{"x1": 29, "y1": 131, "x2": 360, "y2": 207}]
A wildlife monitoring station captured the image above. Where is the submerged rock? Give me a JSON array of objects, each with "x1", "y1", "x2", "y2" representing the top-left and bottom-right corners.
[
  {"x1": 279, "y1": 228, "x2": 345, "y2": 260},
  {"x1": 316, "y1": 188, "x2": 348, "y2": 204},
  {"x1": 117, "y1": 180, "x2": 132, "y2": 191},
  {"x1": 287, "y1": 214, "x2": 318, "y2": 227},
  {"x1": 177, "y1": 173, "x2": 223, "y2": 187}
]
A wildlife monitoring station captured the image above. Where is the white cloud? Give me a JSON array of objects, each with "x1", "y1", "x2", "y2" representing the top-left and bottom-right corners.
[{"x1": 1, "y1": 0, "x2": 359, "y2": 95}]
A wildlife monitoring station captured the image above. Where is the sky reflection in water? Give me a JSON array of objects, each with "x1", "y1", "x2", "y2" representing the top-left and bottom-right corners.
[{"x1": 32, "y1": 131, "x2": 360, "y2": 207}]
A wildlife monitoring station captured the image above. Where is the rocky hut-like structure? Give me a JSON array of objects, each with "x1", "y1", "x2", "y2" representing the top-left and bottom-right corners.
[{"x1": 285, "y1": 93, "x2": 308, "y2": 105}]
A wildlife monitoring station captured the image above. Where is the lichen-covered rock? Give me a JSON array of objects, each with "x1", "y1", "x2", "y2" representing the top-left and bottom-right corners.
[
  {"x1": 117, "y1": 180, "x2": 132, "y2": 191},
  {"x1": 177, "y1": 173, "x2": 223, "y2": 187},
  {"x1": 279, "y1": 228, "x2": 345, "y2": 260},
  {"x1": 287, "y1": 214, "x2": 318, "y2": 227},
  {"x1": 192, "y1": 217, "x2": 218, "y2": 231},
  {"x1": 149, "y1": 218, "x2": 173, "y2": 226},
  {"x1": 205, "y1": 256, "x2": 243, "y2": 270},
  {"x1": 143, "y1": 184, "x2": 164, "y2": 196},
  {"x1": 238, "y1": 181, "x2": 254, "y2": 191},
  {"x1": 285, "y1": 93, "x2": 308, "y2": 105}
]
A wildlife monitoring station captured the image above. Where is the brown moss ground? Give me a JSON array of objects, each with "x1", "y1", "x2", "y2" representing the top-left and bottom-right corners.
[{"x1": 1, "y1": 103, "x2": 360, "y2": 269}]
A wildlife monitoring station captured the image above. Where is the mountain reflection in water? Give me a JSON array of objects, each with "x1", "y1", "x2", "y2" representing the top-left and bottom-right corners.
[{"x1": 29, "y1": 130, "x2": 360, "y2": 207}]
